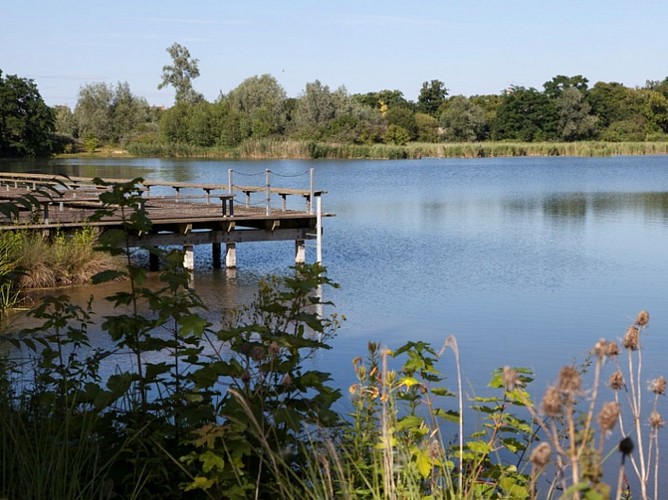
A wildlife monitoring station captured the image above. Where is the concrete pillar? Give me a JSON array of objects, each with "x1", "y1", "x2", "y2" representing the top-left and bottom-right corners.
[
  {"x1": 212, "y1": 242, "x2": 222, "y2": 269},
  {"x1": 149, "y1": 249, "x2": 160, "y2": 271},
  {"x1": 183, "y1": 245, "x2": 195, "y2": 270},
  {"x1": 295, "y1": 239, "x2": 306, "y2": 265},
  {"x1": 225, "y1": 242, "x2": 237, "y2": 269}
]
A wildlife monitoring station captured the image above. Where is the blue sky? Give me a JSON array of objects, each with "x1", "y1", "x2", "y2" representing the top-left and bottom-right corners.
[{"x1": 2, "y1": 1, "x2": 668, "y2": 108}]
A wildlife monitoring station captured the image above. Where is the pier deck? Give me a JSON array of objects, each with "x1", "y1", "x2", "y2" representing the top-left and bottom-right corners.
[{"x1": 0, "y1": 172, "x2": 328, "y2": 269}]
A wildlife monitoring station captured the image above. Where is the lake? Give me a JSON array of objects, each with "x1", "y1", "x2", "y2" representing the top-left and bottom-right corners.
[{"x1": 3, "y1": 155, "x2": 668, "y2": 401}]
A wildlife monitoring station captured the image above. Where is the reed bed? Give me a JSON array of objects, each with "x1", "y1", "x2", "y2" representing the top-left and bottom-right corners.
[{"x1": 124, "y1": 139, "x2": 668, "y2": 160}]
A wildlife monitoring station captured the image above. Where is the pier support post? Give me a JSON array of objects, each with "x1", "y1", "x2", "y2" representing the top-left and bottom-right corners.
[
  {"x1": 225, "y1": 242, "x2": 237, "y2": 269},
  {"x1": 295, "y1": 240, "x2": 306, "y2": 265},
  {"x1": 149, "y1": 248, "x2": 160, "y2": 271},
  {"x1": 183, "y1": 245, "x2": 195, "y2": 270},
  {"x1": 316, "y1": 196, "x2": 323, "y2": 264},
  {"x1": 212, "y1": 242, "x2": 222, "y2": 269}
]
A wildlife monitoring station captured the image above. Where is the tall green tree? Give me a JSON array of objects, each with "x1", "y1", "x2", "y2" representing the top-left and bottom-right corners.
[
  {"x1": 292, "y1": 80, "x2": 338, "y2": 138},
  {"x1": 439, "y1": 95, "x2": 486, "y2": 142},
  {"x1": 110, "y1": 82, "x2": 150, "y2": 145},
  {"x1": 543, "y1": 75, "x2": 589, "y2": 100},
  {"x1": 226, "y1": 74, "x2": 287, "y2": 138},
  {"x1": 555, "y1": 87, "x2": 597, "y2": 141},
  {"x1": 417, "y1": 79, "x2": 448, "y2": 116},
  {"x1": 73, "y1": 82, "x2": 114, "y2": 141},
  {"x1": 495, "y1": 86, "x2": 557, "y2": 141},
  {"x1": 158, "y1": 42, "x2": 203, "y2": 105},
  {"x1": 587, "y1": 82, "x2": 639, "y2": 129},
  {"x1": 0, "y1": 70, "x2": 54, "y2": 157}
]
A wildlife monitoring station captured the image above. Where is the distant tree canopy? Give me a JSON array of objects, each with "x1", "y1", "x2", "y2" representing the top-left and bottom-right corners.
[
  {"x1": 0, "y1": 70, "x2": 54, "y2": 157},
  {"x1": 6, "y1": 49, "x2": 668, "y2": 159}
]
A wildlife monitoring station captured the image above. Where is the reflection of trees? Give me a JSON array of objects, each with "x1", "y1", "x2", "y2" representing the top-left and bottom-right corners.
[
  {"x1": 543, "y1": 195, "x2": 587, "y2": 220},
  {"x1": 0, "y1": 159, "x2": 154, "y2": 181},
  {"x1": 506, "y1": 192, "x2": 668, "y2": 221}
]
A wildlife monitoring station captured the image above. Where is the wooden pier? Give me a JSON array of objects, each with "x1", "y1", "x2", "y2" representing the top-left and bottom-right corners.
[{"x1": 0, "y1": 171, "x2": 328, "y2": 270}]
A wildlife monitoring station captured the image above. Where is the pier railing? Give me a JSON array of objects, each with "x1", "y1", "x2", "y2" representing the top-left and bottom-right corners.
[{"x1": 0, "y1": 169, "x2": 324, "y2": 217}]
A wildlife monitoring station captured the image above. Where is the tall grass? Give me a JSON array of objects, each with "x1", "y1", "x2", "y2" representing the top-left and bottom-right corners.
[
  {"x1": 0, "y1": 226, "x2": 121, "y2": 290},
  {"x1": 125, "y1": 139, "x2": 668, "y2": 160}
]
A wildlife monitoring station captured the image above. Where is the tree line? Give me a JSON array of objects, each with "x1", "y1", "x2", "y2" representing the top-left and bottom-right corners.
[{"x1": 3, "y1": 42, "x2": 668, "y2": 157}]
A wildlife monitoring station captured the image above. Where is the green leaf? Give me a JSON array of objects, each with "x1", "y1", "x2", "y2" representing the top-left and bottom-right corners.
[
  {"x1": 467, "y1": 440, "x2": 492, "y2": 455},
  {"x1": 199, "y1": 450, "x2": 225, "y2": 473},
  {"x1": 396, "y1": 415, "x2": 424, "y2": 431},
  {"x1": 184, "y1": 476, "x2": 215, "y2": 492},
  {"x1": 91, "y1": 269, "x2": 126, "y2": 284},
  {"x1": 414, "y1": 448, "x2": 432, "y2": 479}
]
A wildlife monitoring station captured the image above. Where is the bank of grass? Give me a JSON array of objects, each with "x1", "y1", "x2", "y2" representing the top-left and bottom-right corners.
[
  {"x1": 0, "y1": 227, "x2": 121, "y2": 291},
  {"x1": 120, "y1": 139, "x2": 668, "y2": 160}
]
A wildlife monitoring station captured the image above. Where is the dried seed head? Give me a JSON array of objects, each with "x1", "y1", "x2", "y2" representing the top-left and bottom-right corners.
[
  {"x1": 558, "y1": 366, "x2": 582, "y2": 394},
  {"x1": 530, "y1": 442, "x2": 551, "y2": 468},
  {"x1": 609, "y1": 370, "x2": 625, "y2": 391},
  {"x1": 428, "y1": 439, "x2": 443, "y2": 460},
  {"x1": 597, "y1": 402, "x2": 620, "y2": 432},
  {"x1": 593, "y1": 339, "x2": 608, "y2": 359},
  {"x1": 542, "y1": 386, "x2": 562, "y2": 417},
  {"x1": 281, "y1": 373, "x2": 292, "y2": 387},
  {"x1": 268, "y1": 341, "x2": 280, "y2": 357},
  {"x1": 502, "y1": 366, "x2": 522, "y2": 391},
  {"x1": 649, "y1": 376, "x2": 666, "y2": 396},
  {"x1": 623, "y1": 326, "x2": 640, "y2": 351},
  {"x1": 606, "y1": 341, "x2": 619, "y2": 357},
  {"x1": 251, "y1": 346, "x2": 265, "y2": 361},
  {"x1": 635, "y1": 310, "x2": 650, "y2": 327},
  {"x1": 650, "y1": 411, "x2": 665, "y2": 430}
]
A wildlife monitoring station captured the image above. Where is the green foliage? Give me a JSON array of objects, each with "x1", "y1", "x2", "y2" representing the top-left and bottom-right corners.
[
  {"x1": 0, "y1": 69, "x2": 55, "y2": 157},
  {"x1": 495, "y1": 86, "x2": 558, "y2": 141},
  {"x1": 417, "y1": 79, "x2": 448, "y2": 116},
  {"x1": 226, "y1": 74, "x2": 288, "y2": 138},
  {"x1": 440, "y1": 95, "x2": 486, "y2": 142},
  {"x1": 158, "y1": 42, "x2": 203, "y2": 105}
]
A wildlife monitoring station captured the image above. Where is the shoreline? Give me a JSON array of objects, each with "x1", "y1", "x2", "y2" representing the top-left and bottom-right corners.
[{"x1": 52, "y1": 140, "x2": 668, "y2": 161}]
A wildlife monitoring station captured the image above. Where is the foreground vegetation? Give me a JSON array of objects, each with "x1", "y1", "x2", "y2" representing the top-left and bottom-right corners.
[{"x1": 0, "y1": 181, "x2": 665, "y2": 499}]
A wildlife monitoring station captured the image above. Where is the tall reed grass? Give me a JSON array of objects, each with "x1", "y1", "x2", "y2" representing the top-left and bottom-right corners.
[{"x1": 125, "y1": 139, "x2": 668, "y2": 160}]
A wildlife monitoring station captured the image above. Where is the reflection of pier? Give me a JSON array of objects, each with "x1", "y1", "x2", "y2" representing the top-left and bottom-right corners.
[{"x1": 0, "y1": 171, "x2": 328, "y2": 270}]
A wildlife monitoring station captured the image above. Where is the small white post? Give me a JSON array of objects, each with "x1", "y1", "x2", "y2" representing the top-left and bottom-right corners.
[
  {"x1": 265, "y1": 169, "x2": 271, "y2": 216},
  {"x1": 316, "y1": 196, "x2": 322, "y2": 264},
  {"x1": 183, "y1": 245, "x2": 194, "y2": 270},
  {"x1": 295, "y1": 240, "x2": 306, "y2": 265},
  {"x1": 225, "y1": 242, "x2": 237, "y2": 269},
  {"x1": 228, "y1": 169, "x2": 233, "y2": 195},
  {"x1": 309, "y1": 168, "x2": 315, "y2": 214}
]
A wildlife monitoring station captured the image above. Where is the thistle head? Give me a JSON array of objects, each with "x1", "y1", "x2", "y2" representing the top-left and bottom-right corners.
[
  {"x1": 635, "y1": 310, "x2": 649, "y2": 327},
  {"x1": 597, "y1": 402, "x2": 619, "y2": 432},
  {"x1": 558, "y1": 365, "x2": 581, "y2": 395},
  {"x1": 623, "y1": 326, "x2": 640, "y2": 351},
  {"x1": 542, "y1": 386, "x2": 562, "y2": 417},
  {"x1": 530, "y1": 442, "x2": 551, "y2": 468},
  {"x1": 649, "y1": 376, "x2": 666, "y2": 396},
  {"x1": 609, "y1": 370, "x2": 625, "y2": 391}
]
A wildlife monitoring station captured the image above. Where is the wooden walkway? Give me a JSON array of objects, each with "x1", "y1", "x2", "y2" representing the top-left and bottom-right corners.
[{"x1": 0, "y1": 172, "x2": 328, "y2": 269}]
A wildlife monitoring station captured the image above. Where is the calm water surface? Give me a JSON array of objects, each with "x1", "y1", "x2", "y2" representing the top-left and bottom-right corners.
[{"x1": 3, "y1": 155, "x2": 668, "y2": 397}]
